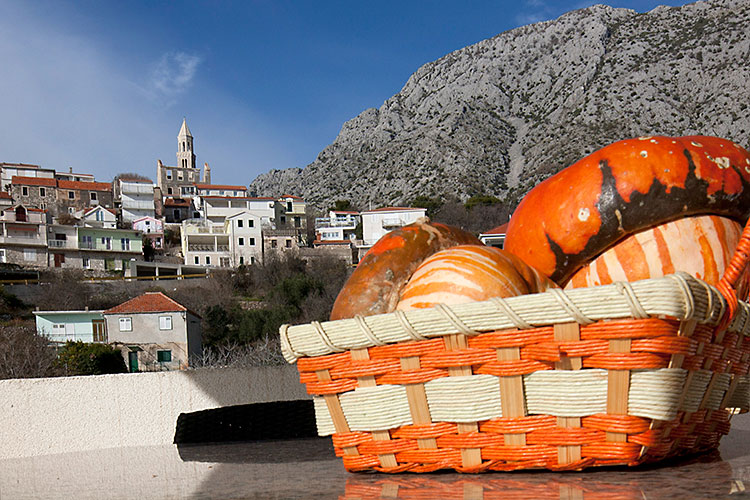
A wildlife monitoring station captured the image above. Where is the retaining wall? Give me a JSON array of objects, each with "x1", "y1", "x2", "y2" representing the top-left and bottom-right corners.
[{"x1": 0, "y1": 364, "x2": 309, "y2": 459}]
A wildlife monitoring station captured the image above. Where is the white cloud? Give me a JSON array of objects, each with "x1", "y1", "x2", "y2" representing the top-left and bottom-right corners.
[{"x1": 150, "y1": 52, "x2": 203, "y2": 105}]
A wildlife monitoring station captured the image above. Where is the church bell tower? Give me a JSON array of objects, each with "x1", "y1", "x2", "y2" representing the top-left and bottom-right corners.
[{"x1": 176, "y1": 118, "x2": 196, "y2": 170}]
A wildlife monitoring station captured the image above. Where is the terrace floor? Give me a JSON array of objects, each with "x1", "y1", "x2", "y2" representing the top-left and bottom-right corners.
[{"x1": 1, "y1": 413, "x2": 748, "y2": 499}]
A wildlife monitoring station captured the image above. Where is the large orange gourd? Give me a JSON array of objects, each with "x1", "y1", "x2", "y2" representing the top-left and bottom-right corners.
[
  {"x1": 396, "y1": 245, "x2": 557, "y2": 310},
  {"x1": 330, "y1": 219, "x2": 481, "y2": 320},
  {"x1": 565, "y1": 215, "x2": 748, "y2": 295},
  {"x1": 504, "y1": 136, "x2": 750, "y2": 285}
]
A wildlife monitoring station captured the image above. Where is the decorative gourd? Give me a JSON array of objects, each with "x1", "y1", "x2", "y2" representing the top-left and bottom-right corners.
[
  {"x1": 565, "y1": 215, "x2": 748, "y2": 296},
  {"x1": 396, "y1": 245, "x2": 558, "y2": 310},
  {"x1": 504, "y1": 135, "x2": 750, "y2": 285},
  {"x1": 330, "y1": 219, "x2": 482, "y2": 320}
]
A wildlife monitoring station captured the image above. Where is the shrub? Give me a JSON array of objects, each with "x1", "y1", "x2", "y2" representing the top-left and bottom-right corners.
[{"x1": 56, "y1": 341, "x2": 127, "y2": 376}]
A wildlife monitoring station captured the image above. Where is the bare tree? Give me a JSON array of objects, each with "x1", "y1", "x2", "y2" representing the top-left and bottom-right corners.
[{"x1": 0, "y1": 320, "x2": 60, "y2": 379}]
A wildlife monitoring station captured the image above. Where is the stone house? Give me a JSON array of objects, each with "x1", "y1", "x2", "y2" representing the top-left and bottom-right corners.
[
  {"x1": 103, "y1": 292, "x2": 202, "y2": 372},
  {"x1": 55, "y1": 180, "x2": 114, "y2": 215},
  {"x1": 11, "y1": 176, "x2": 58, "y2": 213},
  {"x1": 1, "y1": 163, "x2": 54, "y2": 193}
]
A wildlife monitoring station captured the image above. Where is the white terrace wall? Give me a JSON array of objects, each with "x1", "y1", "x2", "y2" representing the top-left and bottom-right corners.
[{"x1": 0, "y1": 365, "x2": 309, "y2": 460}]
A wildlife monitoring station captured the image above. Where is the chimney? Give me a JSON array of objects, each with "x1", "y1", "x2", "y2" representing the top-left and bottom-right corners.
[{"x1": 69, "y1": 166, "x2": 73, "y2": 173}]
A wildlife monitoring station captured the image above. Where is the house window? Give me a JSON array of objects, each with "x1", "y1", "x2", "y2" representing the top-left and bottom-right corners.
[
  {"x1": 40, "y1": 187, "x2": 46, "y2": 197},
  {"x1": 68, "y1": 191, "x2": 75, "y2": 199},
  {"x1": 280, "y1": 216, "x2": 286, "y2": 225},
  {"x1": 238, "y1": 237, "x2": 244, "y2": 246},
  {"x1": 237, "y1": 220, "x2": 243, "y2": 228},
  {"x1": 294, "y1": 216, "x2": 301, "y2": 228},
  {"x1": 194, "y1": 256, "x2": 199, "y2": 265},
  {"x1": 0, "y1": 249, "x2": 5, "y2": 263},
  {"x1": 157, "y1": 350, "x2": 172, "y2": 362},
  {"x1": 249, "y1": 237, "x2": 255, "y2": 246},
  {"x1": 271, "y1": 240, "x2": 277, "y2": 248},
  {"x1": 95, "y1": 210, "x2": 103, "y2": 221},
  {"x1": 239, "y1": 256, "x2": 244, "y2": 265},
  {"x1": 23, "y1": 249, "x2": 36, "y2": 261},
  {"x1": 22, "y1": 186, "x2": 28, "y2": 196},
  {"x1": 119, "y1": 317, "x2": 132, "y2": 331},
  {"x1": 178, "y1": 172, "x2": 183, "y2": 181},
  {"x1": 167, "y1": 171, "x2": 172, "y2": 180},
  {"x1": 82, "y1": 257, "x2": 90, "y2": 268},
  {"x1": 121, "y1": 238, "x2": 130, "y2": 250},
  {"x1": 287, "y1": 201, "x2": 292, "y2": 211},
  {"x1": 90, "y1": 192, "x2": 97, "y2": 201},
  {"x1": 285, "y1": 239, "x2": 292, "y2": 248},
  {"x1": 248, "y1": 219, "x2": 254, "y2": 227},
  {"x1": 159, "y1": 316, "x2": 172, "y2": 330},
  {"x1": 167, "y1": 187, "x2": 173, "y2": 195},
  {"x1": 102, "y1": 237, "x2": 112, "y2": 250},
  {"x1": 205, "y1": 256, "x2": 211, "y2": 265},
  {"x1": 68, "y1": 207, "x2": 75, "y2": 214}
]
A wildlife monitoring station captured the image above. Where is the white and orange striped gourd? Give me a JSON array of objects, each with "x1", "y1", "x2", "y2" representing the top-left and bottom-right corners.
[
  {"x1": 565, "y1": 215, "x2": 747, "y2": 295},
  {"x1": 396, "y1": 244, "x2": 557, "y2": 310}
]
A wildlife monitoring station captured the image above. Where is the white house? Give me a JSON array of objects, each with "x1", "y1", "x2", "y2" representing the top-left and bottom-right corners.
[
  {"x1": 478, "y1": 223, "x2": 508, "y2": 249},
  {"x1": 33, "y1": 310, "x2": 107, "y2": 344},
  {"x1": 75, "y1": 206, "x2": 117, "y2": 229},
  {"x1": 133, "y1": 216, "x2": 164, "y2": 249},
  {"x1": 104, "y1": 292, "x2": 202, "y2": 372},
  {"x1": 360, "y1": 207, "x2": 427, "y2": 246},
  {"x1": 181, "y1": 210, "x2": 262, "y2": 267},
  {"x1": 117, "y1": 178, "x2": 155, "y2": 223},
  {"x1": 315, "y1": 210, "x2": 360, "y2": 243}
]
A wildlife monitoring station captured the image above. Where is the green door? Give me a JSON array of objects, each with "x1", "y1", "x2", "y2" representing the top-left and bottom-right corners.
[{"x1": 128, "y1": 351, "x2": 139, "y2": 373}]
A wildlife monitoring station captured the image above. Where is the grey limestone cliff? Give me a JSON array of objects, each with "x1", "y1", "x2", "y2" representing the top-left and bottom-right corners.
[{"x1": 250, "y1": 0, "x2": 750, "y2": 209}]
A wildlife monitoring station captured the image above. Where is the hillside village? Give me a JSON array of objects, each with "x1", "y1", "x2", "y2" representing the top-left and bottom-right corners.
[{"x1": 0, "y1": 118, "x2": 508, "y2": 375}]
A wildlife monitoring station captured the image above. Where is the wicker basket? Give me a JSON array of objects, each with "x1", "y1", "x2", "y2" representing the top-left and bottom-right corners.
[{"x1": 280, "y1": 223, "x2": 750, "y2": 473}]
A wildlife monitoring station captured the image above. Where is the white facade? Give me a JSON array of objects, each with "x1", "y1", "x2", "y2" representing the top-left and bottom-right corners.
[
  {"x1": 360, "y1": 207, "x2": 427, "y2": 246},
  {"x1": 119, "y1": 179, "x2": 155, "y2": 223},
  {"x1": 202, "y1": 197, "x2": 252, "y2": 224},
  {"x1": 181, "y1": 210, "x2": 262, "y2": 267},
  {"x1": 195, "y1": 184, "x2": 248, "y2": 198},
  {"x1": 247, "y1": 198, "x2": 278, "y2": 228},
  {"x1": 226, "y1": 211, "x2": 263, "y2": 266},
  {"x1": 133, "y1": 216, "x2": 163, "y2": 235},
  {"x1": 76, "y1": 206, "x2": 117, "y2": 229},
  {"x1": 315, "y1": 210, "x2": 360, "y2": 242}
]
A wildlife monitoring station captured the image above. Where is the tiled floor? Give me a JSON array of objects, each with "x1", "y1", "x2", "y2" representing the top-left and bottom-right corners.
[{"x1": 1, "y1": 413, "x2": 748, "y2": 499}]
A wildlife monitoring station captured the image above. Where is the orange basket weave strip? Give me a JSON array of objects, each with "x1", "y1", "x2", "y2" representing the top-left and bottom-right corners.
[{"x1": 286, "y1": 226, "x2": 750, "y2": 473}]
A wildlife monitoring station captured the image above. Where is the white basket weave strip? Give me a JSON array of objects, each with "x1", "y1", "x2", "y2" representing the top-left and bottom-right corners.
[
  {"x1": 281, "y1": 273, "x2": 736, "y2": 363},
  {"x1": 727, "y1": 375, "x2": 750, "y2": 409},
  {"x1": 311, "y1": 368, "x2": 731, "y2": 437}
]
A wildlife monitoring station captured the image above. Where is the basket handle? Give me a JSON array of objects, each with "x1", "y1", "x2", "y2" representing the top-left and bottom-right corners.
[{"x1": 716, "y1": 216, "x2": 750, "y2": 329}]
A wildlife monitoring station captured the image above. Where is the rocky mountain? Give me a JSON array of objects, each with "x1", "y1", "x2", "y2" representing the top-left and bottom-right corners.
[{"x1": 250, "y1": 0, "x2": 750, "y2": 210}]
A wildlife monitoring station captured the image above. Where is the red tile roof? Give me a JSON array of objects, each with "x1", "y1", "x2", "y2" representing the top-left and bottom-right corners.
[
  {"x1": 281, "y1": 194, "x2": 303, "y2": 200},
  {"x1": 0, "y1": 192, "x2": 11, "y2": 199},
  {"x1": 58, "y1": 180, "x2": 112, "y2": 191},
  {"x1": 104, "y1": 292, "x2": 192, "y2": 315},
  {"x1": 332, "y1": 210, "x2": 359, "y2": 215},
  {"x1": 12, "y1": 175, "x2": 57, "y2": 187},
  {"x1": 195, "y1": 183, "x2": 247, "y2": 191},
  {"x1": 164, "y1": 197, "x2": 191, "y2": 207},
  {"x1": 248, "y1": 197, "x2": 276, "y2": 201},
  {"x1": 481, "y1": 223, "x2": 509, "y2": 235}
]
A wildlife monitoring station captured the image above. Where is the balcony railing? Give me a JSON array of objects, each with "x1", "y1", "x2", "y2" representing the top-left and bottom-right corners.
[
  {"x1": 315, "y1": 217, "x2": 358, "y2": 229},
  {"x1": 188, "y1": 244, "x2": 229, "y2": 252},
  {"x1": 48, "y1": 239, "x2": 69, "y2": 248},
  {"x1": 381, "y1": 218, "x2": 405, "y2": 228},
  {"x1": 120, "y1": 184, "x2": 154, "y2": 195}
]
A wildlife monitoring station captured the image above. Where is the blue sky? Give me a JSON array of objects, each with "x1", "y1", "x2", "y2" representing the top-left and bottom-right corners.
[{"x1": 0, "y1": 0, "x2": 692, "y2": 187}]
